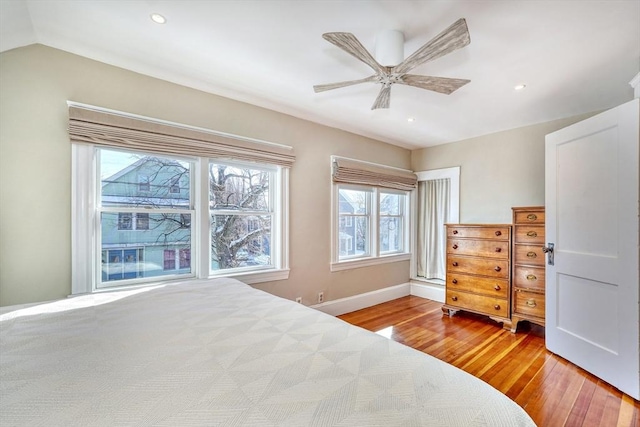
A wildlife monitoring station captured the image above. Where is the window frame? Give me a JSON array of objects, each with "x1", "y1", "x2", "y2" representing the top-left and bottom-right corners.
[
  {"x1": 208, "y1": 159, "x2": 278, "y2": 276},
  {"x1": 331, "y1": 183, "x2": 410, "y2": 272},
  {"x1": 72, "y1": 145, "x2": 289, "y2": 295}
]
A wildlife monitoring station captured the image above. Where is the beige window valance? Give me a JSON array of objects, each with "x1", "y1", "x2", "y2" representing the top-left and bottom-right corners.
[
  {"x1": 68, "y1": 104, "x2": 295, "y2": 167},
  {"x1": 332, "y1": 157, "x2": 417, "y2": 191}
]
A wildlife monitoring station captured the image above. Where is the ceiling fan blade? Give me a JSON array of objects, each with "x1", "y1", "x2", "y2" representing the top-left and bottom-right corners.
[
  {"x1": 322, "y1": 32, "x2": 387, "y2": 74},
  {"x1": 394, "y1": 18, "x2": 470, "y2": 75},
  {"x1": 399, "y1": 74, "x2": 470, "y2": 94},
  {"x1": 371, "y1": 85, "x2": 391, "y2": 110},
  {"x1": 313, "y1": 75, "x2": 378, "y2": 93}
]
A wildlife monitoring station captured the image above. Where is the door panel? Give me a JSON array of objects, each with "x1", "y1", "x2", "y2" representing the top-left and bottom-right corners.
[{"x1": 545, "y1": 98, "x2": 639, "y2": 399}]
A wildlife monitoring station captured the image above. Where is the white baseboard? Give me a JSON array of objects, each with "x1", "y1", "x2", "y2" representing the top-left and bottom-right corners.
[
  {"x1": 311, "y1": 281, "x2": 446, "y2": 316},
  {"x1": 410, "y1": 282, "x2": 445, "y2": 303},
  {"x1": 311, "y1": 283, "x2": 410, "y2": 316}
]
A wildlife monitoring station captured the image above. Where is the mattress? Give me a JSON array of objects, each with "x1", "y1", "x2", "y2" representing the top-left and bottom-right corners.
[{"x1": 0, "y1": 278, "x2": 536, "y2": 426}]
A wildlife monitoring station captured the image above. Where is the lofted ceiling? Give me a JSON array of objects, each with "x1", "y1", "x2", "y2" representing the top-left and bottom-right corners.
[{"x1": 1, "y1": 0, "x2": 639, "y2": 149}]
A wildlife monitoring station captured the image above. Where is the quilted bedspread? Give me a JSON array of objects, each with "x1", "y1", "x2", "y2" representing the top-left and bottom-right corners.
[{"x1": 0, "y1": 278, "x2": 536, "y2": 426}]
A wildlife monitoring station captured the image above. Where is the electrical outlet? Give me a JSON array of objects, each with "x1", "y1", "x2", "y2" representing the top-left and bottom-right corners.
[
  {"x1": 295, "y1": 297, "x2": 302, "y2": 304},
  {"x1": 318, "y1": 292, "x2": 324, "y2": 304}
]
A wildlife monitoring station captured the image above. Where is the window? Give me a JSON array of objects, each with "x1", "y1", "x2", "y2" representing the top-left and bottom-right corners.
[
  {"x1": 136, "y1": 213, "x2": 149, "y2": 230},
  {"x1": 97, "y1": 149, "x2": 194, "y2": 287},
  {"x1": 117, "y1": 213, "x2": 148, "y2": 230},
  {"x1": 169, "y1": 177, "x2": 180, "y2": 193},
  {"x1": 118, "y1": 213, "x2": 132, "y2": 230},
  {"x1": 380, "y1": 192, "x2": 404, "y2": 254},
  {"x1": 163, "y1": 249, "x2": 176, "y2": 270},
  {"x1": 209, "y1": 162, "x2": 274, "y2": 272},
  {"x1": 333, "y1": 184, "x2": 410, "y2": 270},
  {"x1": 73, "y1": 145, "x2": 290, "y2": 294},
  {"x1": 138, "y1": 175, "x2": 150, "y2": 192}
]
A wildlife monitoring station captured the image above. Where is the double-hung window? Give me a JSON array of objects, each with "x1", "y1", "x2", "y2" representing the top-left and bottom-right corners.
[
  {"x1": 209, "y1": 162, "x2": 277, "y2": 273},
  {"x1": 331, "y1": 157, "x2": 415, "y2": 271},
  {"x1": 70, "y1": 104, "x2": 292, "y2": 294},
  {"x1": 98, "y1": 149, "x2": 195, "y2": 285}
]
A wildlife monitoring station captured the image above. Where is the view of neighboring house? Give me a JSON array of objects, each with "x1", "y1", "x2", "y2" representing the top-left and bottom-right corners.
[
  {"x1": 100, "y1": 156, "x2": 192, "y2": 282},
  {"x1": 338, "y1": 192, "x2": 357, "y2": 257}
]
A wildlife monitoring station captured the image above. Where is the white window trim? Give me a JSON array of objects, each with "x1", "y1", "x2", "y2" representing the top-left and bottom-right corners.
[
  {"x1": 71, "y1": 145, "x2": 290, "y2": 295},
  {"x1": 410, "y1": 166, "x2": 460, "y2": 283},
  {"x1": 331, "y1": 183, "x2": 411, "y2": 272}
]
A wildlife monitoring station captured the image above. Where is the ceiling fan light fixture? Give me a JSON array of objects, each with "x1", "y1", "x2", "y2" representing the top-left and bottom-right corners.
[
  {"x1": 407, "y1": 117, "x2": 415, "y2": 123},
  {"x1": 375, "y1": 30, "x2": 404, "y2": 66},
  {"x1": 150, "y1": 13, "x2": 166, "y2": 24},
  {"x1": 514, "y1": 84, "x2": 527, "y2": 90}
]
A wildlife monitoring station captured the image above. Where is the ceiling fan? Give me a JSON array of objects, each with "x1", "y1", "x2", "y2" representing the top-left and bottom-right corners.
[{"x1": 314, "y1": 18, "x2": 471, "y2": 110}]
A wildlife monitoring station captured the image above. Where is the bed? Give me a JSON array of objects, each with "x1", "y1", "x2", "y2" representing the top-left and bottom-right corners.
[{"x1": 0, "y1": 278, "x2": 535, "y2": 426}]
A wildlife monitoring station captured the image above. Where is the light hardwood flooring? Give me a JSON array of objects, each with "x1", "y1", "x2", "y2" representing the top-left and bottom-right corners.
[{"x1": 338, "y1": 296, "x2": 639, "y2": 427}]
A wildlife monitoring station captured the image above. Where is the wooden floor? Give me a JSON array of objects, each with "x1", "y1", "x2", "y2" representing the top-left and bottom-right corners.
[{"x1": 338, "y1": 296, "x2": 640, "y2": 427}]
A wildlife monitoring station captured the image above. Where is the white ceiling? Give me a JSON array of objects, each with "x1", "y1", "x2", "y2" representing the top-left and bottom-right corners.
[{"x1": 1, "y1": 0, "x2": 639, "y2": 149}]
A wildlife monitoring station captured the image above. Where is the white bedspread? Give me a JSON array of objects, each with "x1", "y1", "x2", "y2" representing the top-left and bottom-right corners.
[{"x1": 0, "y1": 278, "x2": 536, "y2": 426}]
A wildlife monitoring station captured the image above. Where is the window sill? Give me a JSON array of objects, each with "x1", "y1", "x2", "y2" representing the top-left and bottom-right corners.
[
  {"x1": 331, "y1": 253, "x2": 411, "y2": 272},
  {"x1": 209, "y1": 268, "x2": 290, "y2": 284}
]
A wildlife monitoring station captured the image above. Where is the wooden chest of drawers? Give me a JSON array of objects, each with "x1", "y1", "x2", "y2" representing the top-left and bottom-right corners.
[
  {"x1": 442, "y1": 224, "x2": 513, "y2": 330},
  {"x1": 511, "y1": 207, "x2": 546, "y2": 331}
]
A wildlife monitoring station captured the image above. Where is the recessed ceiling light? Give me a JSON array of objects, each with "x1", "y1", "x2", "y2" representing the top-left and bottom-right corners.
[
  {"x1": 150, "y1": 13, "x2": 166, "y2": 24},
  {"x1": 514, "y1": 84, "x2": 527, "y2": 90},
  {"x1": 407, "y1": 117, "x2": 415, "y2": 123}
]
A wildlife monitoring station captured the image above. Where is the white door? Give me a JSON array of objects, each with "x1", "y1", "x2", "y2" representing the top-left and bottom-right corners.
[{"x1": 545, "y1": 98, "x2": 639, "y2": 399}]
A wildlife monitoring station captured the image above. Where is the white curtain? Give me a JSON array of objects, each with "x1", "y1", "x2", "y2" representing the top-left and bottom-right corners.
[{"x1": 417, "y1": 178, "x2": 450, "y2": 280}]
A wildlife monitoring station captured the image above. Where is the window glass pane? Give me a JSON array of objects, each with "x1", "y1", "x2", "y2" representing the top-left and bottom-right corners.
[
  {"x1": 211, "y1": 214, "x2": 271, "y2": 270},
  {"x1": 210, "y1": 164, "x2": 270, "y2": 211},
  {"x1": 380, "y1": 193, "x2": 402, "y2": 215},
  {"x1": 101, "y1": 149, "x2": 191, "y2": 209},
  {"x1": 380, "y1": 217, "x2": 402, "y2": 253},
  {"x1": 338, "y1": 188, "x2": 368, "y2": 214},
  {"x1": 339, "y1": 215, "x2": 369, "y2": 259},
  {"x1": 100, "y1": 212, "x2": 192, "y2": 284}
]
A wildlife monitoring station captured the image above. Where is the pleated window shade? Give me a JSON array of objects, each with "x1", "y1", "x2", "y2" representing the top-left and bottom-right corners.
[
  {"x1": 332, "y1": 158, "x2": 417, "y2": 191},
  {"x1": 68, "y1": 105, "x2": 295, "y2": 167}
]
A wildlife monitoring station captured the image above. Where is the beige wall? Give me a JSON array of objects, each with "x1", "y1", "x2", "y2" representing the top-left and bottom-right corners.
[
  {"x1": 411, "y1": 112, "x2": 597, "y2": 224},
  {"x1": 0, "y1": 44, "x2": 411, "y2": 306}
]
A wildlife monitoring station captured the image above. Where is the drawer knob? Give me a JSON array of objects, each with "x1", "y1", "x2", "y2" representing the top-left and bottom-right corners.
[
  {"x1": 451, "y1": 296, "x2": 458, "y2": 301},
  {"x1": 494, "y1": 285, "x2": 501, "y2": 291},
  {"x1": 495, "y1": 230, "x2": 502, "y2": 236},
  {"x1": 527, "y1": 251, "x2": 537, "y2": 258},
  {"x1": 494, "y1": 266, "x2": 501, "y2": 272},
  {"x1": 527, "y1": 214, "x2": 538, "y2": 221},
  {"x1": 526, "y1": 299, "x2": 537, "y2": 308},
  {"x1": 495, "y1": 247, "x2": 502, "y2": 252},
  {"x1": 452, "y1": 262, "x2": 459, "y2": 267},
  {"x1": 452, "y1": 279, "x2": 458, "y2": 284},
  {"x1": 452, "y1": 230, "x2": 459, "y2": 235},
  {"x1": 452, "y1": 244, "x2": 458, "y2": 249},
  {"x1": 526, "y1": 274, "x2": 537, "y2": 281},
  {"x1": 527, "y1": 231, "x2": 538, "y2": 238},
  {"x1": 494, "y1": 304, "x2": 501, "y2": 310}
]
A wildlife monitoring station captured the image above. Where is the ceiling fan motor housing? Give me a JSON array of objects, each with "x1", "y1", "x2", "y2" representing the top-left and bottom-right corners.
[{"x1": 375, "y1": 30, "x2": 404, "y2": 66}]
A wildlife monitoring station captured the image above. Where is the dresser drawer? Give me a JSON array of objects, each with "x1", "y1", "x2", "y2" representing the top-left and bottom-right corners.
[
  {"x1": 513, "y1": 266, "x2": 545, "y2": 291},
  {"x1": 514, "y1": 225, "x2": 545, "y2": 244},
  {"x1": 514, "y1": 244, "x2": 545, "y2": 267},
  {"x1": 447, "y1": 226, "x2": 510, "y2": 241},
  {"x1": 514, "y1": 210, "x2": 545, "y2": 224},
  {"x1": 447, "y1": 274, "x2": 509, "y2": 298},
  {"x1": 446, "y1": 291, "x2": 508, "y2": 318},
  {"x1": 513, "y1": 289, "x2": 545, "y2": 318},
  {"x1": 447, "y1": 255, "x2": 509, "y2": 279},
  {"x1": 447, "y1": 238, "x2": 509, "y2": 259}
]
